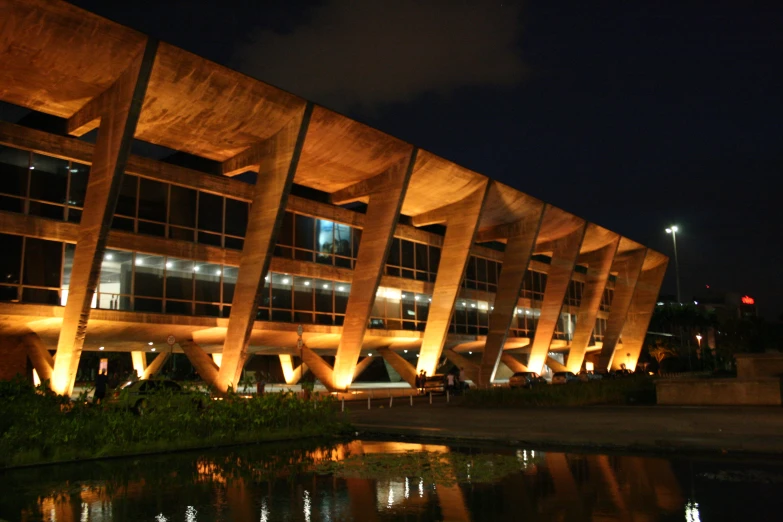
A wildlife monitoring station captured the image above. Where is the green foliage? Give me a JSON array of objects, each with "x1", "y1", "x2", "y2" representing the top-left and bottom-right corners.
[
  {"x1": 461, "y1": 378, "x2": 656, "y2": 408},
  {"x1": 0, "y1": 380, "x2": 346, "y2": 468},
  {"x1": 313, "y1": 450, "x2": 527, "y2": 486}
]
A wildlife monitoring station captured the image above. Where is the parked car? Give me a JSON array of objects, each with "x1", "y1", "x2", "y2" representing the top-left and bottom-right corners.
[
  {"x1": 509, "y1": 372, "x2": 547, "y2": 389},
  {"x1": 551, "y1": 371, "x2": 579, "y2": 385},
  {"x1": 107, "y1": 379, "x2": 207, "y2": 415},
  {"x1": 578, "y1": 371, "x2": 604, "y2": 382}
]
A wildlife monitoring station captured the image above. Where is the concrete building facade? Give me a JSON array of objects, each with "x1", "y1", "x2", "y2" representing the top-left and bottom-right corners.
[{"x1": 0, "y1": 0, "x2": 667, "y2": 394}]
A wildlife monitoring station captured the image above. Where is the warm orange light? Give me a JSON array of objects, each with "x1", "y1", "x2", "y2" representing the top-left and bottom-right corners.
[{"x1": 741, "y1": 295, "x2": 755, "y2": 305}]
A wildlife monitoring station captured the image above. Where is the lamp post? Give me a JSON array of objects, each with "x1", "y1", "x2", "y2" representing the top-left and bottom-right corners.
[
  {"x1": 695, "y1": 333, "x2": 702, "y2": 348},
  {"x1": 665, "y1": 226, "x2": 681, "y2": 304}
]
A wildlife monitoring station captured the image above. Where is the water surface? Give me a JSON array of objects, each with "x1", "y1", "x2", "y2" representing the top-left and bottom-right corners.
[{"x1": 1, "y1": 438, "x2": 780, "y2": 521}]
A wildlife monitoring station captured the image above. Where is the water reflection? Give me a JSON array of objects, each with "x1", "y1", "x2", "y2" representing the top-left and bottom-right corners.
[{"x1": 1, "y1": 439, "x2": 779, "y2": 521}]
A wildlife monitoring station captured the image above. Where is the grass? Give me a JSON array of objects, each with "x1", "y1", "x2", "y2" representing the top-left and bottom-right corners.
[
  {"x1": 461, "y1": 377, "x2": 657, "y2": 408},
  {"x1": 0, "y1": 377, "x2": 348, "y2": 468}
]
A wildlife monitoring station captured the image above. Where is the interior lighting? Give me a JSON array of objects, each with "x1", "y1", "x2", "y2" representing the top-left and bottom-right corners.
[
  {"x1": 99, "y1": 346, "x2": 105, "y2": 350},
  {"x1": 148, "y1": 342, "x2": 153, "y2": 345},
  {"x1": 166, "y1": 262, "x2": 173, "y2": 269},
  {"x1": 282, "y1": 278, "x2": 290, "y2": 284},
  {"x1": 337, "y1": 286, "x2": 345, "y2": 292},
  {"x1": 304, "y1": 281, "x2": 310, "y2": 286},
  {"x1": 470, "y1": 303, "x2": 476, "y2": 308},
  {"x1": 414, "y1": 296, "x2": 419, "y2": 301},
  {"x1": 404, "y1": 349, "x2": 408, "y2": 353},
  {"x1": 468, "y1": 351, "x2": 473, "y2": 354},
  {"x1": 215, "y1": 269, "x2": 221, "y2": 276},
  {"x1": 135, "y1": 258, "x2": 143, "y2": 266},
  {"x1": 105, "y1": 254, "x2": 113, "y2": 260},
  {"x1": 194, "y1": 266, "x2": 200, "y2": 272},
  {"x1": 323, "y1": 283, "x2": 329, "y2": 289},
  {"x1": 151, "y1": 347, "x2": 156, "y2": 352}
]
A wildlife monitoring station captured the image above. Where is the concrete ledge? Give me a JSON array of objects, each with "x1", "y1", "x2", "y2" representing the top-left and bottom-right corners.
[
  {"x1": 735, "y1": 352, "x2": 783, "y2": 379},
  {"x1": 656, "y1": 378, "x2": 782, "y2": 406}
]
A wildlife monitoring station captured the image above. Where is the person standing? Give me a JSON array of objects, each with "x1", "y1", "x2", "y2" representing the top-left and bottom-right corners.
[
  {"x1": 446, "y1": 372, "x2": 455, "y2": 392},
  {"x1": 93, "y1": 369, "x2": 108, "y2": 405}
]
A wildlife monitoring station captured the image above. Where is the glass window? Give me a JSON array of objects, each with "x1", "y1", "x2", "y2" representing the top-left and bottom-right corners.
[
  {"x1": 138, "y1": 178, "x2": 167, "y2": 222},
  {"x1": 429, "y1": 246, "x2": 441, "y2": 274},
  {"x1": 23, "y1": 288, "x2": 59, "y2": 305},
  {"x1": 165, "y1": 258, "x2": 193, "y2": 300},
  {"x1": 277, "y1": 212, "x2": 294, "y2": 246},
  {"x1": 401, "y1": 292, "x2": 416, "y2": 330},
  {"x1": 115, "y1": 175, "x2": 137, "y2": 217},
  {"x1": 0, "y1": 145, "x2": 29, "y2": 197},
  {"x1": 194, "y1": 263, "x2": 222, "y2": 303},
  {"x1": 415, "y1": 294, "x2": 430, "y2": 325},
  {"x1": 401, "y1": 240, "x2": 414, "y2": 269},
  {"x1": 22, "y1": 238, "x2": 62, "y2": 288},
  {"x1": 135, "y1": 297, "x2": 162, "y2": 313},
  {"x1": 0, "y1": 233, "x2": 22, "y2": 285},
  {"x1": 138, "y1": 220, "x2": 166, "y2": 238},
  {"x1": 225, "y1": 198, "x2": 248, "y2": 237},
  {"x1": 0, "y1": 194, "x2": 24, "y2": 213},
  {"x1": 169, "y1": 185, "x2": 196, "y2": 228},
  {"x1": 387, "y1": 238, "x2": 401, "y2": 266},
  {"x1": 222, "y1": 266, "x2": 238, "y2": 304},
  {"x1": 295, "y1": 215, "x2": 315, "y2": 250},
  {"x1": 314, "y1": 279, "x2": 333, "y2": 313},
  {"x1": 333, "y1": 223, "x2": 352, "y2": 258},
  {"x1": 271, "y1": 273, "x2": 292, "y2": 311},
  {"x1": 315, "y1": 219, "x2": 333, "y2": 265},
  {"x1": 334, "y1": 282, "x2": 350, "y2": 315},
  {"x1": 98, "y1": 250, "x2": 133, "y2": 310},
  {"x1": 293, "y1": 277, "x2": 314, "y2": 311},
  {"x1": 134, "y1": 254, "x2": 165, "y2": 298},
  {"x1": 415, "y1": 243, "x2": 428, "y2": 272},
  {"x1": 198, "y1": 192, "x2": 223, "y2": 233},
  {"x1": 68, "y1": 163, "x2": 89, "y2": 208},
  {"x1": 29, "y1": 153, "x2": 68, "y2": 204},
  {"x1": 352, "y1": 229, "x2": 362, "y2": 259},
  {"x1": 60, "y1": 244, "x2": 75, "y2": 306}
]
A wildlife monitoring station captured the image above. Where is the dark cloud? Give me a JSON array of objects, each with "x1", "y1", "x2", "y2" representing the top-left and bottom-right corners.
[{"x1": 234, "y1": 1, "x2": 525, "y2": 111}]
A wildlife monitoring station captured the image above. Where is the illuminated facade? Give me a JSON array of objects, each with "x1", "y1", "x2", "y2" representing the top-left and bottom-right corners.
[{"x1": 0, "y1": 0, "x2": 667, "y2": 393}]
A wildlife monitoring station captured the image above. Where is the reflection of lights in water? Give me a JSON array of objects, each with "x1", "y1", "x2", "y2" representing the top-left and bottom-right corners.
[
  {"x1": 467, "y1": 462, "x2": 471, "y2": 481},
  {"x1": 186, "y1": 506, "x2": 198, "y2": 522},
  {"x1": 155, "y1": 514, "x2": 168, "y2": 522},
  {"x1": 387, "y1": 485, "x2": 394, "y2": 508},
  {"x1": 685, "y1": 501, "x2": 701, "y2": 522},
  {"x1": 260, "y1": 499, "x2": 269, "y2": 522},
  {"x1": 419, "y1": 478, "x2": 424, "y2": 497},
  {"x1": 303, "y1": 490, "x2": 311, "y2": 522},
  {"x1": 81, "y1": 502, "x2": 89, "y2": 522},
  {"x1": 404, "y1": 478, "x2": 410, "y2": 499},
  {"x1": 531, "y1": 450, "x2": 535, "y2": 458}
]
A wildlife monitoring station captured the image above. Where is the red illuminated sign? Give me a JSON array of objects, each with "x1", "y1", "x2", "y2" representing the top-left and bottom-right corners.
[{"x1": 741, "y1": 295, "x2": 755, "y2": 305}]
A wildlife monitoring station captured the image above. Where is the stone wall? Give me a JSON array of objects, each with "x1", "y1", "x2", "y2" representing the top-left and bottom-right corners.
[{"x1": 735, "y1": 353, "x2": 783, "y2": 379}]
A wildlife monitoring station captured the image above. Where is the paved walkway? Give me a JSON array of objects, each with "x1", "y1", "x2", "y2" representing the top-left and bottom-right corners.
[{"x1": 346, "y1": 399, "x2": 783, "y2": 455}]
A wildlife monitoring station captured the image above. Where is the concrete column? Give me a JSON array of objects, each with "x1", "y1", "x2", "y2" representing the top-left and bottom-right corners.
[
  {"x1": 216, "y1": 104, "x2": 313, "y2": 392},
  {"x1": 279, "y1": 354, "x2": 304, "y2": 385},
  {"x1": 353, "y1": 356, "x2": 374, "y2": 380},
  {"x1": 526, "y1": 221, "x2": 587, "y2": 374},
  {"x1": 443, "y1": 348, "x2": 478, "y2": 380},
  {"x1": 546, "y1": 356, "x2": 568, "y2": 373},
  {"x1": 597, "y1": 248, "x2": 647, "y2": 370},
  {"x1": 181, "y1": 341, "x2": 220, "y2": 389},
  {"x1": 21, "y1": 333, "x2": 54, "y2": 384},
  {"x1": 610, "y1": 254, "x2": 668, "y2": 370},
  {"x1": 500, "y1": 353, "x2": 529, "y2": 374},
  {"x1": 142, "y1": 352, "x2": 170, "y2": 379},
  {"x1": 301, "y1": 345, "x2": 336, "y2": 390},
  {"x1": 565, "y1": 235, "x2": 620, "y2": 373},
  {"x1": 479, "y1": 206, "x2": 545, "y2": 386},
  {"x1": 377, "y1": 348, "x2": 416, "y2": 386},
  {"x1": 211, "y1": 353, "x2": 222, "y2": 368},
  {"x1": 417, "y1": 183, "x2": 490, "y2": 376},
  {"x1": 130, "y1": 351, "x2": 146, "y2": 378},
  {"x1": 332, "y1": 150, "x2": 417, "y2": 390},
  {"x1": 51, "y1": 39, "x2": 158, "y2": 396}
]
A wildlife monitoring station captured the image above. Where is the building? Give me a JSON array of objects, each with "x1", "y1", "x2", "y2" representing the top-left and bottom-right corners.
[{"x1": 0, "y1": 0, "x2": 667, "y2": 394}]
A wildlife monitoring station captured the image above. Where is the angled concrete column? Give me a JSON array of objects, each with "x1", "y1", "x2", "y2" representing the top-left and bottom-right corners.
[
  {"x1": 377, "y1": 348, "x2": 417, "y2": 386},
  {"x1": 51, "y1": 39, "x2": 158, "y2": 396},
  {"x1": 353, "y1": 356, "x2": 374, "y2": 380},
  {"x1": 416, "y1": 183, "x2": 490, "y2": 376},
  {"x1": 610, "y1": 253, "x2": 668, "y2": 371},
  {"x1": 479, "y1": 205, "x2": 545, "y2": 386},
  {"x1": 546, "y1": 356, "x2": 568, "y2": 372},
  {"x1": 181, "y1": 341, "x2": 220, "y2": 389},
  {"x1": 21, "y1": 333, "x2": 54, "y2": 384},
  {"x1": 566, "y1": 234, "x2": 620, "y2": 373},
  {"x1": 331, "y1": 150, "x2": 417, "y2": 390},
  {"x1": 597, "y1": 248, "x2": 647, "y2": 370},
  {"x1": 211, "y1": 353, "x2": 223, "y2": 368},
  {"x1": 443, "y1": 348, "x2": 478, "y2": 381},
  {"x1": 130, "y1": 351, "x2": 147, "y2": 379},
  {"x1": 500, "y1": 353, "x2": 529, "y2": 374},
  {"x1": 142, "y1": 352, "x2": 170, "y2": 379},
  {"x1": 216, "y1": 104, "x2": 313, "y2": 392},
  {"x1": 301, "y1": 345, "x2": 336, "y2": 390},
  {"x1": 279, "y1": 354, "x2": 306, "y2": 385},
  {"x1": 526, "y1": 220, "x2": 587, "y2": 374}
]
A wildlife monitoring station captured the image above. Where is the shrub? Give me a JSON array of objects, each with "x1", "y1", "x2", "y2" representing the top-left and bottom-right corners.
[{"x1": 461, "y1": 377, "x2": 656, "y2": 408}]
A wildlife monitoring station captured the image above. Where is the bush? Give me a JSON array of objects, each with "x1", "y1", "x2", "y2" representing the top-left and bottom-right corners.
[
  {"x1": 461, "y1": 377, "x2": 657, "y2": 408},
  {"x1": 0, "y1": 379, "x2": 346, "y2": 467}
]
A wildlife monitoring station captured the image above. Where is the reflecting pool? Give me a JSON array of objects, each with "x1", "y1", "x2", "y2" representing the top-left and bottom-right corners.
[{"x1": 1, "y1": 439, "x2": 780, "y2": 521}]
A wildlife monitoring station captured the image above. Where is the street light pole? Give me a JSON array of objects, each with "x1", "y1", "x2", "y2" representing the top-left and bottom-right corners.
[{"x1": 665, "y1": 226, "x2": 681, "y2": 304}]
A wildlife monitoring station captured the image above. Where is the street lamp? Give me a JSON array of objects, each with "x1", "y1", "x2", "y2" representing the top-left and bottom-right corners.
[
  {"x1": 665, "y1": 225, "x2": 681, "y2": 304},
  {"x1": 695, "y1": 334, "x2": 702, "y2": 348}
]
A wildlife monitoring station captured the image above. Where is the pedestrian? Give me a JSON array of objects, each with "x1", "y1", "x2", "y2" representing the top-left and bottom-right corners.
[
  {"x1": 93, "y1": 368, "x2": 108, "y2": 405},
  {"x1": 446, "y1": 372, "x2": 455, "y2": 392},
  {"x1": 256, "y1": 372, "x2": 267, "y2": 396},
  {"x1": 419, "y1": 370, "x2": 427, "y2": 395}
]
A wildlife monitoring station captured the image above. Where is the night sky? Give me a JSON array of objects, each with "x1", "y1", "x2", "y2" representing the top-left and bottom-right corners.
[{"x1": 68, "y1": 0, "x2": 782, "y2": 319}]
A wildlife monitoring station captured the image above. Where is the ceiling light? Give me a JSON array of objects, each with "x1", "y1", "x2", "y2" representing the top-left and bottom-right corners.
[
  {"x1": 282, "y1": 278, "x2": 290, "y2": 284},
  {"x1": 304, "y1": 281, "x2": 311, "y2": 286},
  {"x1": 215, "y1": 269, "x2": 221, "y2": 276},
  {"x1": 337, "y1": 286, "x2": 345, "y2": 292},
  {"x1": 469, "y1": 351, "x2": 472, "y2": 354},
  {"x1": 151, "y1": 347, "x2": 156, "y2": 352},
  {"x1": 404, "y1": 349, "x2": 408, "y2": 353},
  {"x1": 148, "y1": 342, "x2": 153, "y2": 346},
  {"x1": 194, "y1": 266, "x2": 200, "y2": 272},
  {"x1": 135, "y1": 258, "x2": 143, "y2": 266},
  {"x1": 105, "y1": 254, "x2": 113, "y2": 261},
  {"x1": 323, "y1": 284, "x2": 329, "y2": 289},
  {"x1": 99, "y1": 346, "x2": 105, "y2": 350},
  {"x1": 166, "y1": 262, "x2": 173, "y2": 269}
]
